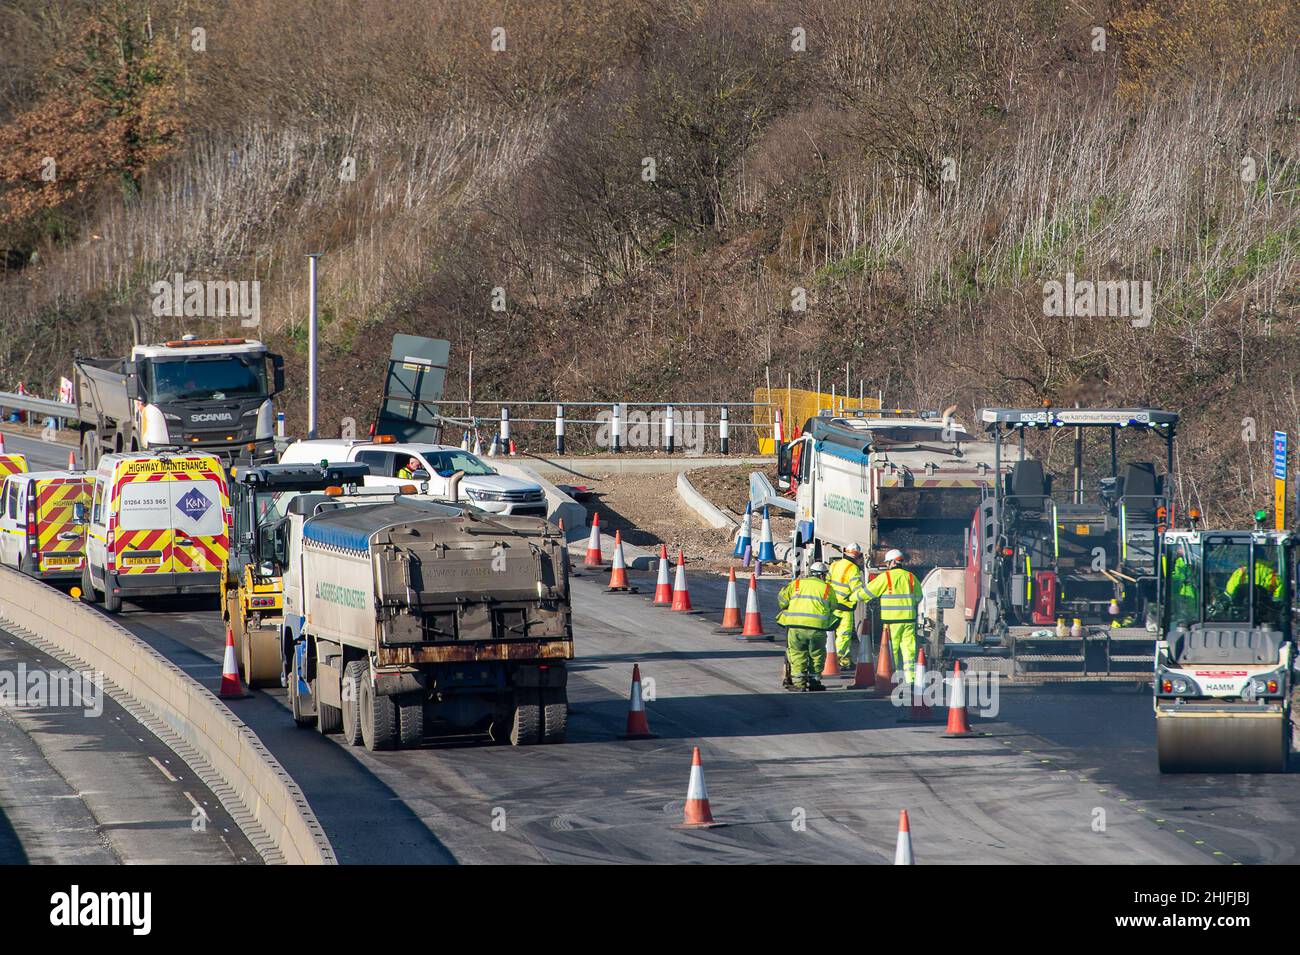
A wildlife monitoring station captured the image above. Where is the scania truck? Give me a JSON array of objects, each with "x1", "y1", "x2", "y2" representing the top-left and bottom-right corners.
[{"x1": 75, "y1": 336, "x2": 285, "y2": 469}]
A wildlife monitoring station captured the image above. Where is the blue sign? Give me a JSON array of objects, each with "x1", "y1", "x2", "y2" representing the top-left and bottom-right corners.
[
  {"x1": 175, "y1": 486, "x2": 212, "y2": 522},
  {"x1": 1274, "y1": 431, "x2": 1288, "y2": 481}
]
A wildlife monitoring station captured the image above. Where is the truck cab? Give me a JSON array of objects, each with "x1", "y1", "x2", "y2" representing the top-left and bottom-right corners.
[{"x1": 77, "y1": 336, "x2": 284, "y2": 468}]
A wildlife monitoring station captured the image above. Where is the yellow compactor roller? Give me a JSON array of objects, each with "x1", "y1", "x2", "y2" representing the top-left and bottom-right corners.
[{"x1": 1154, "y1": 525, "x2": 1294, "y2": 773}]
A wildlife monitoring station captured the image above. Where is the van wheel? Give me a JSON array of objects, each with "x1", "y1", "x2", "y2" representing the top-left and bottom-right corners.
[
  {"x1": 359, "y1": 672, "x2": 398, "y2": 752},
  {"x1": 340, "y1": 660, "x2": 365, "y2": 745},
  {"x1": 80, "y1": 565, "x2": 100, "y2": 603},
  {"x1": 103, "y1": 586, "x2": 122, "y2": 614}
]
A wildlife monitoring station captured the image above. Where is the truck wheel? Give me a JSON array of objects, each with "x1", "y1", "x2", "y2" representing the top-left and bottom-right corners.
[
  {"x1": 80, "y1": 565, "x2": 100, "y2": 604},
  {"x1": 541, "y1": 687, "x2": 567, "y2": 743},
  {"x1": 103, "y1": 585, "x2": 122, "y2": 614},
  {"x1": 397, "y1": 693, "x2": 425, "y2": 749},
  {"x1": 509, "y1": 690, "x2": 542, "y2": 746},
  {"x1": 359, "y1": 672, "x2": 398, "y2": 752},
  {"x1": 339, "y1": 660, "x2": 365, "y2": 745},
  {"x1": 289, "y1": 659, "x2": 314, "y2": 728}
]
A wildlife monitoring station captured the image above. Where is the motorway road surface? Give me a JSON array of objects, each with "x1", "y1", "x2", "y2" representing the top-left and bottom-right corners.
[
  {"x1": 5, "y1": 430, "x2": 1299, "y2": 863},
  {"x1": 0, "y1": 630, "x2": 258, "y2": 863},
  {"x1": 66, "y1": 568, "x2": 1300, "y2": 865}
]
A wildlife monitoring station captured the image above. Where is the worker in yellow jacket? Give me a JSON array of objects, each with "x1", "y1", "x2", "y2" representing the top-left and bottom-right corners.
[
  {"x1": 828, "y1": 543, "x2": 869, "y2": 672},
  {"x1": 863, "y1": 548, "x2": 922, "y2": 682},
  {"x1": 777, "y1": 562, "x2": 842, "y2": 692}
]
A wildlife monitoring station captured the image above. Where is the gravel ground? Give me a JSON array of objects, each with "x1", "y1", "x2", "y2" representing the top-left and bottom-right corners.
[{"x1": 579, "y1": 463, "x2": 795, "y2": 575}]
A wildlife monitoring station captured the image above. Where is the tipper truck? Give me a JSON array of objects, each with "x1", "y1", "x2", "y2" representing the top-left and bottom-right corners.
[
  {"x1": 75, "y1": 335, "x2": 285, "y2": 469},
  {"x1": 280, "y1": 493, "x2": 573, "y2": 749},
  {"x1": 1154, "y1": 524, "x2": 1295, "y2": 773},
  {"x1": 773, "y1": 408, "x2": 1011, "y2": 661}
]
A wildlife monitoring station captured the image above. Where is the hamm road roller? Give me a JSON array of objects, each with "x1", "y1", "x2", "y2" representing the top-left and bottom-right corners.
[{"x1": 1154, "y1": 524, "x2": 1295, "y2": 773}]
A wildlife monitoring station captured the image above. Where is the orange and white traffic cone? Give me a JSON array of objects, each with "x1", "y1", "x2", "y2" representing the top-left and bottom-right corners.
[
  {"x1": 620, "y1": 664, "x2": 656, "y2": 739},
  {"x1": 583, "y1": 513, "x2": 603, "y2": 567},
  {"x1": 941, "y1": 660, "x2": 977, "y2": 738},
  {"x1": 894, "y1": 810, "x2": 914, "y2": 864},
  {"x1": 219, "y1": 626, "x2": 245, "y2": 699},
  {"x1": 821, "y1": 632, "x2": 840, "y2": 678},
  {"x1": 717, "y1": 568, "x2": 742, "y2": 631},
  {"x1": 901, "y1": 647, "x2": 938, "y2": 722},
  {"x1": 849, "y1": 632, "x2": 877, "y2": 690},
  {"x1": 651, "y1": 544, "x2": 673, "y2": 606},
  {"x1": 67, "y1": 450, "x2": 76, "y2": 470},
  {"x1": 674, "y1": 746, "x2": 724, "y2": 829},
  {"x1": 606, "y1": 529, "x2": 634, "y2": 592},
  {"x1": 670, "y1": 548, "x2": 693, "y2": 612},
  {"x1": 738, "y1": 570, "x2": 770, "y2": 641},
  {"x1": 0, "y1": 432, "x2": 5, "y2": 452},
  {"x1": 874, "y1": 628, "x2": 895, "y2": 694}
]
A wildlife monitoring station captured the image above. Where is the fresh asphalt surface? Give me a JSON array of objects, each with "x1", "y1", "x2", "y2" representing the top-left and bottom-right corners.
[{"x1": 4, "y1": 430, "x2": 1300, "y2": 863}]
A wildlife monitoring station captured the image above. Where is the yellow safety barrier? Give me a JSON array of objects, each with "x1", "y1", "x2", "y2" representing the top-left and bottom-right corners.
[{"x1": 752, "y1": 388, "x2": 881, "y2": 453}]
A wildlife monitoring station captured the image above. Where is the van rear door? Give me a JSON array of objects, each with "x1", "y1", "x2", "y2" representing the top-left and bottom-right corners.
[
  {"x1": 167, "y1": 467, "x2": 227, "y2": 574},
  {"x1": 34, "y1": 476, "x2": 90, "y2": 573}
]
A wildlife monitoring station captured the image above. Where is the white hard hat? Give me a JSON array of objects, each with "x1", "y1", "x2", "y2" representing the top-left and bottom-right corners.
[
  {"x1": 845, "y1": 542, "x2": 863, "y2": 555},
  {"x1": 808, "y1": 561, "x2": 829, "y2": 576},
  {"x1": 884, "y1": 548, "x2": 904, "y2": 563}
]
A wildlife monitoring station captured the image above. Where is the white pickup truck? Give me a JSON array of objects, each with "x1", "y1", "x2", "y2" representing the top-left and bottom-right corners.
[{"x1": 279, "y1": 438, "x2": 548, "y2": 518}]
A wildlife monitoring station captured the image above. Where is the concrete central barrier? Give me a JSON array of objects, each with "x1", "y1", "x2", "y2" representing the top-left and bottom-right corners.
[{"x1": 0, "y1": 566, "x2": 335, "y2": 865}]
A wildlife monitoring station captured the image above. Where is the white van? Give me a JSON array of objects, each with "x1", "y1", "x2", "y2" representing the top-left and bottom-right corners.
[
  {"x1": 0, "y1": 470, "x2": 92, "y2": 581},
  {"x1": 78, "y1": 451, "x2": 230, "y2": 612},
  {"x1": 278, "y1": 438, "x2": 548, "y2": 518}
]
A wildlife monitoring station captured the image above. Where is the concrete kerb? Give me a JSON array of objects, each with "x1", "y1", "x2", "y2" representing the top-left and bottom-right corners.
[
  {"x1": 0, "y1": 565, "x2": 335, "y2": 865},
  {"x1": 491, "y1": 459, "x2": 588, "y2": 544},
  {"x1": 676, "y1": 471, "x2": 739, "y2": 532}
]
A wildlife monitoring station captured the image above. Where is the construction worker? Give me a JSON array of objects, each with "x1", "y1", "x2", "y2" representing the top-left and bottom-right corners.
[
  {"x1": 777, "y1": 561, "x2": 842, "y2": 692},
  {"x1": 1225, "y1": 555, "x2": 1285, "y2": 624},
  {"x1": 397, "y1": 456, "x2": 421, "y2": 480},
  {"x1": 863, "y1": 548, "x2": 922, "y2": 682},
  {"x1": 1166, "y1": 543, "x2": 1198, "y2": 626},
  {"x1": 828, "y1": 543, "x2": 870, "y2": 672}
]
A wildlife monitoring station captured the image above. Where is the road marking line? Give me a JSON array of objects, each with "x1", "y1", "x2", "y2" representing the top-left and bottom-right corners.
[{"x1": 148, "y1": 755, "x2": 179, "y2": 782}]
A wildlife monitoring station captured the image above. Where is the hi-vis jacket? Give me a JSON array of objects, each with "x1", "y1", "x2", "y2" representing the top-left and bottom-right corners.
[
  {"x1": 777, "y1": 576, "x2": 842, "y2": 630},
  {"x1": 865, "y1": 567, "x2": 920, "y2": 622},
  {"x1": 1226, "y1": 561, "x2": 1283, "y2": 601},
  {"x1": 828, "y1": 557, "x2": 869, "y2": 609}
]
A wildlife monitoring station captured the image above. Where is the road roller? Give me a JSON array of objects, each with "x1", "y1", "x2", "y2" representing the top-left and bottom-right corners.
[{"x1": 1154, "y1": 525, "x2": 1295, "y2": 773}]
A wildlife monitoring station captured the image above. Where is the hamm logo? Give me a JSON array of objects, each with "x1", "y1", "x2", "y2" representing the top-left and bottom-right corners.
[{"x1": 175, "y1": 486, "x2": 212, "y2": 522}]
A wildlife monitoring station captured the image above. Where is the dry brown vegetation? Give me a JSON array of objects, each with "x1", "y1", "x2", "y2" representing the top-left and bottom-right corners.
[{"x1": 0, "y1": 0, "x2": 1297, "y2": 523}]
